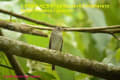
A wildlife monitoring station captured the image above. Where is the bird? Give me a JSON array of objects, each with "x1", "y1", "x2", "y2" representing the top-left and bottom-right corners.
[{"x1": 49, "y1": 27, "x2": 63, "y2": 70}]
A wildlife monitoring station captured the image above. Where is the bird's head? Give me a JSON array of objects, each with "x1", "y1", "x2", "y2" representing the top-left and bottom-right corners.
[{"x1": 55, "y1": 27, "x2": 63, "y2": 32}]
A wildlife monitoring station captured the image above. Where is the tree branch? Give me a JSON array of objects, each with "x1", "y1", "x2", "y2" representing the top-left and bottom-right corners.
[
  {"x1": 4, "y1": 53, "x2": 28, "y2": 80},
  {"x1": 0, "y1": 64, "x2": 41, "y2": 80},
  {"x1": 0, "y1": 9, "x2": 63, "y2": 27},
  {"x1": 0, "y1": 20, "x2": 48, "y2": 37},
  {"x1": 0, "y1": 29, "x2": 28, "y2": 80},
  {"x1": 0, "y1": 36, "x2": 120, "y2": 80},
  {"x1": 1, "y1": 9, "x2": 120, "y2": 34},
  {"x1": 0, "y1": 64, "x2": 13, "y2": 70},
  {"x1": 1, "y1": 20, "x2": 120, "y2": 35}
]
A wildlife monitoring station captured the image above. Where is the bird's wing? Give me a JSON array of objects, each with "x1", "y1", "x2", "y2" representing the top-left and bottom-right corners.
[
  {"x1": 49, "y1": 35, "x2": 52, "y2": 49},
  {"x1": 60, "y1": 38, "x2": 63, "y2": 51}
]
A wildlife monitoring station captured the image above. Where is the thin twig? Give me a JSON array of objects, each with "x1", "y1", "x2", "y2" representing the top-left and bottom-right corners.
[
  {"x1": 1, "y1": 9, "x2": 120, "y2": 35},
  {"x1": 0, "y1": 64, "x2": 41, "y2": 80},
  {"x1": 111, "y1": 34, "x2": 120, "y2": 40},
  {"x1": 1, "y1": 20, "x2": 120, "y2": 34},
  {"x1": 1, "y1": 9, "x2": 120, "y2": 31},
  {"x1": 0, "y1": 9, "x2": 64, "y2": 27},
  {"x1": 0, "y1": 64, "x2": 13, "y2": 70}
]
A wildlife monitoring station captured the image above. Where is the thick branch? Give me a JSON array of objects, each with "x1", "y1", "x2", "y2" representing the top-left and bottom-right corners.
[
  {"x1": 0, "y1": 20, "x2": 48, "y2": 37},
  {"x1": 0, "y1": 36, "x2": 120, "y2": 80}
]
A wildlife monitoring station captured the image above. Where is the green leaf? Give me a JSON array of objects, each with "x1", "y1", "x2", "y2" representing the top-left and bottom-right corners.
[
  {"x1": 56, "y1": 66, "x2": 75, "y2": 80},
  {"x1": 0, "y1": 0, "x2": 20, "y2": 20},
  {"x1": 2, "y1": 29, "x2": 21, "y2": 40},
  {"x1": 84, "y1": 8, "x2": 107, "y2": 26},
  {"x1": 115, "y1": 48, "x2": 120, "y2": 62},
  {"x1": 0, "y1": 52, "x2": 16, "y2": 80},
  {"x1": 84, "y1": 35, "x2": 106, "y2": 61},
  {"x1": 75, "y1": 72, "x2": 91, "y2": 80},
  {"x1": 31, "y1": 71, "x2": 56, "y2": 80},
  {"x1": 22, "y1": 34, "x2": 49, "y2": 48},
  {"x1": 63, "y1": 32, "x2": 84, "y2": 57}
]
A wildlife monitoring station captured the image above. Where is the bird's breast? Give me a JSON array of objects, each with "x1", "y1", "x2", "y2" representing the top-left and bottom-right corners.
[{"x1": 50, "y1": 32, "x2": 62, "y2": 50}]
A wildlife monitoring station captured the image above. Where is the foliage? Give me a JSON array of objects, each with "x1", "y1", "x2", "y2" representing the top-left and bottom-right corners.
[{"x1": 0, "y1": 0, "x2": 120, "y2": 80}]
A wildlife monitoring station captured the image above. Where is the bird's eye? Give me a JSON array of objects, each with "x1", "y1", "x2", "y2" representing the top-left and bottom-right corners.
[
  {"x1": 56, "y1": 27, "x2": 60, "y2": 30},
  {"x1": 56, "y1": 27, "x2": 62, "y2": 31}
]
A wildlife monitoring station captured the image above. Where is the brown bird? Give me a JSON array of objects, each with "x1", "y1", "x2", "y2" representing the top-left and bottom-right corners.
[{"x1": 49, "y1": 27, "x2": 63, "y2": 70}]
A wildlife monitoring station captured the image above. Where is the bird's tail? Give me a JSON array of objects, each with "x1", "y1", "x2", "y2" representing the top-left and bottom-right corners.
[{"x1": 52, "y1": 64, "x2": 55, "y2": 70}]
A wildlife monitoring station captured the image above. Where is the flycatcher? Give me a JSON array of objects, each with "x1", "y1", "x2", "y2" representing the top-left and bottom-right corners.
[{"x1": 49, "y1": 27, "x2": 63, "y2": 70}]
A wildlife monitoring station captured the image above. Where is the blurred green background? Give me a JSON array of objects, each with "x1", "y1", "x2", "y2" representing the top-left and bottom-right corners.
[{"x1": 0, "y1": 0, "x2": 120, "y2": 80}]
